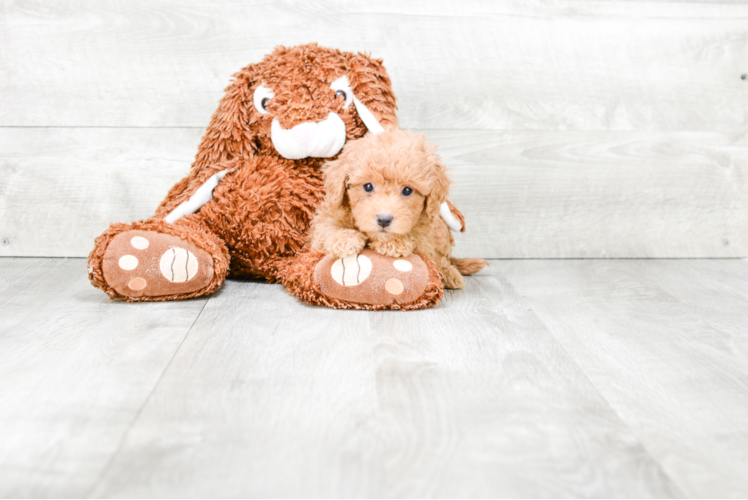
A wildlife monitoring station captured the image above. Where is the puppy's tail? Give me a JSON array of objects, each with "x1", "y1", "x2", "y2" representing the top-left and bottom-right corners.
[{"x1": 451, "y1": 258, "x2": 489, "y2": 275}]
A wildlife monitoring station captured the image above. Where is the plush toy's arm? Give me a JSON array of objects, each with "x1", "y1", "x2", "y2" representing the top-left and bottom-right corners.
[
  {"x1": 440, "y1": 200, "x2": 465, "y2": 232},
  {"x1": 164, "y1": 169, "x2": 233, "y2": 223}
]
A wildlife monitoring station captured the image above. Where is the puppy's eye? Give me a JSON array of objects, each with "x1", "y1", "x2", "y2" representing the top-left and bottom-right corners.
[
  {"x1": 261, "y1": 98, "x2": 270, "y2": 111},
  {"x1": 363, "y1": 183, "x2": 374, "y2": 193},
  {"x1": 335, "y1": 90, "x2": 347, "y2": 101},
  {"x1": 402, "y1": 187, "x2": 413, "y2": 196}
]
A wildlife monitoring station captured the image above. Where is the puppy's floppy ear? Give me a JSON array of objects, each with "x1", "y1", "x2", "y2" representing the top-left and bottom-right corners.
[
  {"x1": 422, "y1": 138, "x2": 452, "y2": 219},
  {"x1": 320, "y1": 154, "x2": 352, "y2": 214}
]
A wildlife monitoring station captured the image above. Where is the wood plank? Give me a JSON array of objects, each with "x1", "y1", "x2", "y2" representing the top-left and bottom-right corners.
[
  {"x1": 90, "y1": 268, "x2": 680, "y2": 497},
  {"x1": 440, "y1": 129, "x2": 748, "y2": 258},
  {"x1": 0, "y1": 257, "x2": 48, "y2": 299},
  {"x1": 0, "y1": 127, "x2": 203, "y2": 258},
  {"x1": 0, "y1": 258, "x2": 207, "y2": 497},
  {"x1": 1, "y1": 0, "x2": 746, "y2": 130},
  {"x1": 2, "y1": 127, "x2": 746, "y2": 258},
  {"x1": 632, "y1": 259, "x2": 748, "y2": 342},
  {"x1": 496, "y1": 258, "x2": 748, "y2": 497}
]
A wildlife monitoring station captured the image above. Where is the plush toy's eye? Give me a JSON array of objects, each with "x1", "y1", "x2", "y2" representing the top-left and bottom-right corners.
[
  {"x1": 253, "y1": 84, "x2": 275, "y2": 115},
  {"x1": 402, "y1": 187, "x2": 413, "y2": 196},
  {"x1": 330, "y1": 76, "x2": 353, "y2": 107},
  {"x1": 363, "y1": 183, "x2": 374, "y2": 193}
]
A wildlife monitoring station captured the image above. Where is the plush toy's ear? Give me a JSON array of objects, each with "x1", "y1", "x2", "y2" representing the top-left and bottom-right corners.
[
  {"x1": 191, "y1": 66, "x2": 259, "y2": 172},
  {"x1": 346, "y1": 53, "x2": 398, "y2": 132}
]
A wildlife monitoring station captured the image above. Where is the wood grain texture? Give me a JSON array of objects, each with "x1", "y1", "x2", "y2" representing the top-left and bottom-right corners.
[
  {"x1": 439, "y1": 129, "x2": 748, "y2": 258},
  {"x1": 0, "y1": 127, "x2": 203, "y2": 257},
  {"x1": 90, "y1": 269, "x2": 679, "y2": 497},
  {"x1": 496, "y1": 258, "x2": 748, "y2": 498},
  {"x1": 1, "y1": 0, "x2": 746, "y2": 130},
  {"x1": 634, "y1": 259, "x2": 748, "y2": 343},
  {"x1": 0, "y1": 258, "x2": 207, "y2": 497},
  {"x1": 2, "y1": 127, "x2": 746, "y2": 258},
  {"x1": 3, "y1": 256, "x2": 748, "y2": 496}
]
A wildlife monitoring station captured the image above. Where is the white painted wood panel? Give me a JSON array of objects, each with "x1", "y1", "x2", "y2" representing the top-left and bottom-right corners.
[
  {"x1": 496, "y1": 258, "x2": 748, "y2": 498},
  {"x1": 1, "y1": 127, "x2": 745, "y2": 258},
  {"x1": 89, "y1": 269, "x2": 679, "y2": 497},
  {"x1": 440, "y1": 129, "x2": 748, "y2": 258},
  {"x1": 0, "y1": 258, "x2": 207, "y2": 497},
  {"x1": 1, "y1": 0, "x2": 746, "y2": 130},
  {"x1": 0, "y1": 127, "x2": 203, "y2": 258}
]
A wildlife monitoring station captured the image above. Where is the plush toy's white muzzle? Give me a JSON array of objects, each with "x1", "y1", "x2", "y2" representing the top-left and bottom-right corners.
[{"x1": 271, "y1": 113, "x2": 347, "y2": 160}]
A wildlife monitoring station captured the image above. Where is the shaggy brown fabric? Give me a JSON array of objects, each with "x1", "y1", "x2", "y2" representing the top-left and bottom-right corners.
[
  {"x1": 88, "y1": 43, "x2": 445, "y2": 310},
  {"x1": 153, "y1": 45, "x2": 398, "y2": 220}
]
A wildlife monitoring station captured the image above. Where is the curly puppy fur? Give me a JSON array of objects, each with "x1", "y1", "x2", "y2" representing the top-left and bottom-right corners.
[{"x1": 311, "y1": 128, "x2": 487, "y2": 289}]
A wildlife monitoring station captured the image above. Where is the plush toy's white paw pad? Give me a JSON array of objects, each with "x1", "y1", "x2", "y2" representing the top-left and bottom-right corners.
[
  {"x1": 385, "y1": 278, "x2": 404, "y2": 295},
  {"x1": 331, "y1": 254, "x2": 372, "y2": 286},
  {"x1": 128, "y1": 277, "x2": 147, "y2": 291},
  {"x1": 393, "y1": 259, "x2": 412, "y2": 272},
  {"x1": 130, "y1": 236, "x2": 150, "y2": 249},
  {"x1": 119, "y1": 255, "x2": 138, "y2": 270},
  {"x1": 160, "y1": 247, "x2": 199, "y2": 283}
]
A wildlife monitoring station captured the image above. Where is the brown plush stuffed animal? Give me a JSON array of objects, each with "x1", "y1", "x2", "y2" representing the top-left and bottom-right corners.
[{"x1": 88, "y1": 43, "x2": 455, "y2": 310}]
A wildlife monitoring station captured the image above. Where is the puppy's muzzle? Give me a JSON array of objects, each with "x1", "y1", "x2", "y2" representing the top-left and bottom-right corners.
[{"x1": 271, "y1": 113, "x2": 347, "y2": 160}]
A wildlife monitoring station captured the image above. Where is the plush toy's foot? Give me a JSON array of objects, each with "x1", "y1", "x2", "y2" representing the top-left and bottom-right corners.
[
  {"x1": 280, "y1": 249, "x2": 444, "y2": 310},
  {"x1": 100, "y1": 229, "x2": 214, "y2": 299},
  {"x1": 89, "y1": 220, "x2": 230, "y2": 302}
]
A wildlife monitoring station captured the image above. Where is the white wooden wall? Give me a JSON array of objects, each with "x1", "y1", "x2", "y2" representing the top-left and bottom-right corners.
[{"x1": 1, "y1": 0, "x2": 747, "y2": 258}]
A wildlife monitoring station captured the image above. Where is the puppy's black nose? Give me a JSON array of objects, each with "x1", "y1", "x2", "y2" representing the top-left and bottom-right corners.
[{"x1": 376, "y1": 214, "x2": 393, "y2": 228}]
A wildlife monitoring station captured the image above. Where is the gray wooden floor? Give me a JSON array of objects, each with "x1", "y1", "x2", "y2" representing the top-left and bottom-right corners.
[{"x1": 2, "y1": 257, "x2": 748, "y2": 498}]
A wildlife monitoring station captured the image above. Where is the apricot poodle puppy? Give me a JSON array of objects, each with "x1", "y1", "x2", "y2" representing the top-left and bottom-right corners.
[{"x1": 310, "y1": 128, "x2": 487, "y2": 289}]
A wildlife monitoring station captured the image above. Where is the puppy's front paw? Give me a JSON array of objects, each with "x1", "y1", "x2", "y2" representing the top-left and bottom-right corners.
[
  {"x1": 370, "y1": 238, "x2": 415, "y2": 258},
  {"x1": 327, "y1": 230, "x2": 367, "y2": 258}
]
